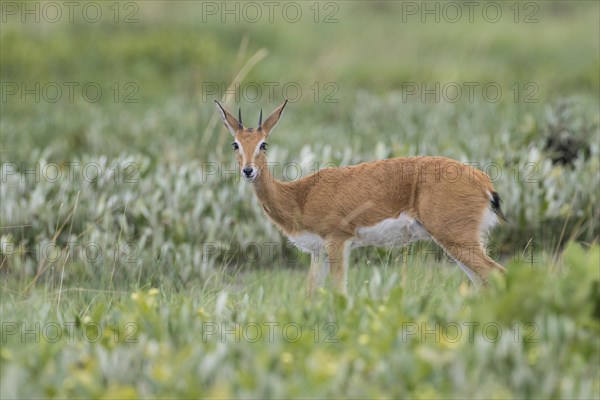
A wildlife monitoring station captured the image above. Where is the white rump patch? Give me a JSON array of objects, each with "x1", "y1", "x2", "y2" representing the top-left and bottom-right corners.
[
  {"x1": 353, "y1": 213, "x2": 430, "y2": 248},
  {"x1": 480, "y1": 207, "x2": 498, "y2": 234},
  {"x1": 480, "y1": 193, "x2": 499, "y2": 242}
]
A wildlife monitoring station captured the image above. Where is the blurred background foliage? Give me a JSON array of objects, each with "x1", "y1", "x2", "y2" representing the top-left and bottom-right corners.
[
  {"x1": 1, "y1": 0, "x2": 598, "y2": 277},
  {"x1": 2, "y1": 0, "x2": 598, "y2": 158}
]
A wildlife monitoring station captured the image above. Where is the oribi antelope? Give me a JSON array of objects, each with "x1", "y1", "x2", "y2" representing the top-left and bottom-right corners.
[{"x1": 215, "y1": 100, "x2": 506, "y2": 295}]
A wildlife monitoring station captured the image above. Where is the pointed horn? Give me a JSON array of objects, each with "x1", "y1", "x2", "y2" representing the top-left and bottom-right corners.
[
  {"x1": 238, "y1": 108, "x2": 243, "y2": 128},
  {"x1": 258, "y1": 109, "x2": 263, "y2": 129}
]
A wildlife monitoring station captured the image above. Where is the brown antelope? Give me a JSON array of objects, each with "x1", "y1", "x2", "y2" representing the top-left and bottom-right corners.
[{"x1": 215, "y1": 100, "x2": 506, "y2": 295}]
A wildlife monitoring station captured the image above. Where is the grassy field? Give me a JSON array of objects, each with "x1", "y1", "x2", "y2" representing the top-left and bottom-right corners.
[{"x1": 1, "y1": 1, "x2": 599, "y2": 398}]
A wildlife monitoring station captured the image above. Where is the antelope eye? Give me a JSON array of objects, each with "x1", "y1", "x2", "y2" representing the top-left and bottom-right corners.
[
  {"x1": 260, "y1": 142, "x2": 268, "y2": 151},
  {"x1": 232, "y1": 142, "x2": 239, "y2": 151}
]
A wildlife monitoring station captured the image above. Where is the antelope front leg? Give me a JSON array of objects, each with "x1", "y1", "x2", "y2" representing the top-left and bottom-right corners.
[
  {"x1": 307, "y1": 250, "x2": 329, "y2": 296},
  {"x1": 326, "y1": 240, "x2": 350, "y2": 295}
]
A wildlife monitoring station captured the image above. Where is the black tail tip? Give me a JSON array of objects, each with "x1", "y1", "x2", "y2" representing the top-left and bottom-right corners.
[{"x1": 491, "y1": 191, "x2": 506, "y2": 222}]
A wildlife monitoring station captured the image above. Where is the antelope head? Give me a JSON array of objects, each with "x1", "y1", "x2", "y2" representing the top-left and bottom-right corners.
[{"x1": 215, "y1": 100, "x2": 288, "y2": 182}]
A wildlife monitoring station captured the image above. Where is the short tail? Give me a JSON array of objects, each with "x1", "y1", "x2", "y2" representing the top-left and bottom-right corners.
[{"x1": 490, "y1": 191, "x2": 506, "y2": 222}]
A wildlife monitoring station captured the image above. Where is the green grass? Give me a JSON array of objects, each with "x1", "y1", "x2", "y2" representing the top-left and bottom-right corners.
[
  {"x1": 1, "y1": 1, "x2": 599, "y2": 398},
  {"x1": 2, "y1": 244, "x2": 599, "y2": 398}
]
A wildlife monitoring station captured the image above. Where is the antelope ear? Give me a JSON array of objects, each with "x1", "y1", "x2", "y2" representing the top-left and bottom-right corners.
[
  {"x1": 215, "y1": 100, "x2": 242, "y2": 137},
  {"x1": 260, "y1": 100, "x2": 288, "y2": 137}
]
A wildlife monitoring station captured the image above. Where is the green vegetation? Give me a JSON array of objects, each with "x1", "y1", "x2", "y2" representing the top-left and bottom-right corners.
[
  {"x1": 2, "y1": 244, "x2": 599, "y2": 398},
  {"x1": 1, "y1": 1, "x2": 598, "y2": 398}
]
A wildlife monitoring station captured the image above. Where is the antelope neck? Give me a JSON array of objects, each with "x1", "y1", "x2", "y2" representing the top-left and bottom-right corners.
[{"x1": 252, "y1": 166, "x2": 297, "y2": 233}]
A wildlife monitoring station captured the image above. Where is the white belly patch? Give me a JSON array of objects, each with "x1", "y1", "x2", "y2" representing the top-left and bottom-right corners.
[
  {"x1": 287, "y1": 231, "x2": 325, "y2": 255},
  {"x1": 353, "y1": 213, "x2": 430, "y2": 248},
  {"x1": 286, "y1": 213, "x2": 430, "y2": 254}
]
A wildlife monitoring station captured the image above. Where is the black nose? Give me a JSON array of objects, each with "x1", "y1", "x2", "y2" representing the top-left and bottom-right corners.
[{"x1": 243, "y1": 167, "x2": 253, "y2": 177}]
